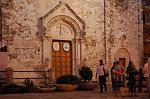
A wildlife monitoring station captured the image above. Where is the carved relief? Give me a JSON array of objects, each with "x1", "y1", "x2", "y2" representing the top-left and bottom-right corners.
[
  {"x1": 46, "y1": 15, "x2": 81, "y2": 35},
  {"x1": 119, "y1": 34, "x2": 128, "y2": 47},
  {"x1": 84, "y1": 37, "x2": 96, "y2": 48},
  {"x1": 115, "y1": 0, "x2": 128, "y2": 7},
  {"x1": 16, "y1": 48, "x2": 40, "y2": 61},
  {"x1": 113, "y1": 0, "x2": 129, "y2": 12},
  {"x1": 114, "y1": 48, "x2": 130, "y2": 66},
  {"x1": 61, "y1": 7, "x2": 66, "y2": 13},
  {"x1": 49, "y1": 22, "x2": 74, "y2": 40}
]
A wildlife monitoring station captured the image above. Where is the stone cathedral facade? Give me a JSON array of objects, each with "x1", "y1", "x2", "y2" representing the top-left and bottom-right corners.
[{"x1": 0, "y1": 0, "x2": 143, "y2": 82}]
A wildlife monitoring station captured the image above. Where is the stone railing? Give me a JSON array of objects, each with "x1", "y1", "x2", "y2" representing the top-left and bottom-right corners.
[{"x1": 0, "y1": 68, "x2": 55, "y2": 86}]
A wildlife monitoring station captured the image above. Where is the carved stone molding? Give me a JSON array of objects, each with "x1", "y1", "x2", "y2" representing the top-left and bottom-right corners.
[
  {"x1": 114, "y1": 48, "x2": 131, "y2": 65},
  {"x1": 46, "y1": 15, "x2": 81, "y2": 36},
  {"x1": 115, "y1": 0, "x2": 128, "y2": 7},
  {"x1": 114, "y1": 0, "x2": 129, "y2": 12},
  {"x1": 41, "y1": 1, "x2": 85, "y2": 37}
]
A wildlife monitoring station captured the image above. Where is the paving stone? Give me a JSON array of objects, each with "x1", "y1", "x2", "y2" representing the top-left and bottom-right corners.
[{"x1": 0, "y1": 87, "x2": 149, "y2": 99}]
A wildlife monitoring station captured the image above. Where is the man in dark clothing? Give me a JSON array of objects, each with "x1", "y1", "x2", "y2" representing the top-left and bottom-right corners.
[
  {"x1": 128, "y1": 62, "x2": 139, "y2": 96},
  {"x1": 126, "y1": 61, "x2": 133, "y2": 92},
  {"x1": 138, "y1": 68, "x2": 144, "y2": 93},
  {"x1": 126, "y1": 61, "x2": 133, "y2": 79},
  {"x1": 110, "y1": 61, "x2": 117, "y2": 92}
]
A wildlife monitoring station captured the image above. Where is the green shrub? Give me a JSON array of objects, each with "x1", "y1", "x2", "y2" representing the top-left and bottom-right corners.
[
  {"x1": 79, "y1": 66, "x2": 93, "y2": 82},
  {"x1": 56, "y1": 74, "x2": 80, "y2": 85}
]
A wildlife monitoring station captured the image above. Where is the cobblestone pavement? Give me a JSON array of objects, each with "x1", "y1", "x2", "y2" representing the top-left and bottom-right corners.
[{"x1": 0, "y1": 87, "x2": 149, "y2": 99}]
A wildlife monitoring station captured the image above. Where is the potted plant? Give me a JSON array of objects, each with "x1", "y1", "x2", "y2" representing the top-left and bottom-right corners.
[
  {"x1": 79, "y1": 66, "x2": 93, "y2": 82},
  {"x1": 55, "y1": 74, "x2": 80, "y2": 92},
  {"x1": 38, "y1": 69, "x2": 56, "y2": 93},
  {"x1": 78, "y1": 66, "x2": 97, "y2": 90},
  {"x1": 39, "y1": 84, "x2": 56, "y2": 93},
  {"x1": 22, "y1": 78, "x2": 39, "y2": 93}
]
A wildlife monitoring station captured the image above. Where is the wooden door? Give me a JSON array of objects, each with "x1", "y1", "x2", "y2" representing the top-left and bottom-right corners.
[
  {"x1": 119, "y1": 58, "x2": 126, "y2": 68},
  {"x1": 52, "y1": 40, "x2": 72, "y2": 79}
]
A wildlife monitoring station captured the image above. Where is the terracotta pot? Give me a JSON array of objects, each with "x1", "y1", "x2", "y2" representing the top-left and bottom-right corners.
[
  {"x1": 56, "y1": 84, "x2": 77, "y2": 92},
  {"x1": 39, "y1": 87, "x2": 56, "y2": 93}
]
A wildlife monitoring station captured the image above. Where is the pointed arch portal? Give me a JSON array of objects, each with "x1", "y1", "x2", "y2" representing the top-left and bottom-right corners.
[{"x1": 39, "y1": 2, "x2": 85, "y2": 79}]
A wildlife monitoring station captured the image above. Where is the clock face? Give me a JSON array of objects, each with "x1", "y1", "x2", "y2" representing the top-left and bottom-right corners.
[
  {"x1": 53, "y1": 42, "x2": 59, "y2": 51},
  {"x1": 63, "y1": 42, "x2": 70, "y2": 51}
]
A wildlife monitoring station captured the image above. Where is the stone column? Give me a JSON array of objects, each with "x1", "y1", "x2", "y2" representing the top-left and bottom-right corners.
[{"x1": 5, "y1": 67, "x2": 14, "y2": 84}]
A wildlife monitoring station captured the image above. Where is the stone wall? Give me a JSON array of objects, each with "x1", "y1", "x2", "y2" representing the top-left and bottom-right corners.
[
  {"x1": 1, "y1": 0, "x2": 143, "y2": 80},
  {"x1": 106, "y1": 0, "x2": 143, "y2": 68},
  {"x1": 2, "y1": 0, "x2": 40, "y2": 69}
]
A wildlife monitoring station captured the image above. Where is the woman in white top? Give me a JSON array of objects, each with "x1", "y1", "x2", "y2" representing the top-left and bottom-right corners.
[
  {"x1": 143, "y1": 58, "x2": 150, "y2": 97},
  {"x1": 96, "y1": 59, "x2": 107, "y2": 93}
]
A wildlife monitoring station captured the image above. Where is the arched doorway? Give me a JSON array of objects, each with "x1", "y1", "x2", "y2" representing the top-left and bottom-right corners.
[
  {"x1": 42, "y1": 15, "x2": 84, "y2": 79},
  {"x1": 39, "y1": 2, "x2": 85, "y2": 79},
  {"x1": 114, "y1": 48, "x2": 130, "y2": 68}
]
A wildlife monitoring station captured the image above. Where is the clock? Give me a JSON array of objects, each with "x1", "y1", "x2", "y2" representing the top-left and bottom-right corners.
[
  {"x1": 53, "y1": 42, "x2": 59, "y2": 51},
  {"x1": 63, "y1": 42, "x2": 70, "y2": 51}
]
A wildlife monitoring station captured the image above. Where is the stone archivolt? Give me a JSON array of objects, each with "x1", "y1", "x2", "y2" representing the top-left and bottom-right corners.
[{"x1": 113, "y1": 0, "x2": 129, "y2": 12}]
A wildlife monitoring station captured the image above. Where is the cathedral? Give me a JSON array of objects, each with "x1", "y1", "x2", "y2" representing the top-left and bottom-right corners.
[{"x1": 0, "y1": 0, "x2": 145, "y2": 82}]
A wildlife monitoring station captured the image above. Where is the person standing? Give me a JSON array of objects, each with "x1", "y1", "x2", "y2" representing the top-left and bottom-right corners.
[
  {"x1": 110, "y1": 61, "x2": 117, "y2": 92},
  {"x1": 143, "y1": 58, "x2": 150, "y2": 97},
  {"x1": 113, "y1": 61, "x2": 125, "y2": 96},
  {"x1": 96, "y1": 59, "x2": 107, "y2": 93},
  {"x1": 126, "y1": 61, "x2": 133, "y2": 80},
  {"x1": 126, "y1": 61, "x2": 133, "y2": 92},
  {"x1": 127, "y1": 61, "x2": 139, "y2": 96},
  {"x1": 138, "y1": 67, "x2": 144, "y2": 93}
]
